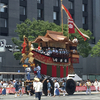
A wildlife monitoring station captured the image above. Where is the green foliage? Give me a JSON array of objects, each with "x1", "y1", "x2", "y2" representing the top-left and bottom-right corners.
[
  {"x1": 91, "y1": 40, "x2": 100, "y2": 57},
  {"x1": 12, "y1": 18, "x2": 93, "y2": 60},
  {"x1": 13, "y1": 52, "x2": 22, "y2": 60}
]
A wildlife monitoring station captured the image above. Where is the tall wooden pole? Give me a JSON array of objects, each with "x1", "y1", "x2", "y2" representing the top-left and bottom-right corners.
[{"x1": 61, "y1": 0, "x2": 63, "y2": 33}]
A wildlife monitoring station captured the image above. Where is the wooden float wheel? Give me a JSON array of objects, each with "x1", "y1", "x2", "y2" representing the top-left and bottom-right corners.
[{"x1": 66, "y1": 79, "x2": 76, "y2": 95}]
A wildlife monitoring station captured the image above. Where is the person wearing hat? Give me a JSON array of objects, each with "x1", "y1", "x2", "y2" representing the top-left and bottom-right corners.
[{"x1": 34, "y1": 78, "x2": 43, "y2": 100}]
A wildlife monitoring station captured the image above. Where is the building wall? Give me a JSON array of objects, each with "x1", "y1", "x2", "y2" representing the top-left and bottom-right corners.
[
  {"x1": 27, "y1": 0, "x2": 37, "y2": 20},
  {"x1": 8, "y1": 0, "x2": 20, "y2": 36},
  {"x1": 93, "y1": 0, "x2": 100, "y2": 43},
  {"x1": 44, "y1": 0, "x2": 53, "y2": 22}
]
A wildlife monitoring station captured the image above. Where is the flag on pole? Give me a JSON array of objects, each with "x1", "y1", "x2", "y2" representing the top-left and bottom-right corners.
[
  {"x1": 73, "y1": 23, "x2": 90, "y2": 41},
  {"x1": 62, "y1": 4, "x2": 75, "y2": 33},
  {"x1": 62, "y1": 4, "x2": 72, "y2": 19},
  {"x1": 68, "y1": 18, "x2": 75, "y2": 33},
  {"x1": 62, "y1": 4, "x2": 90, "y2": 41}
]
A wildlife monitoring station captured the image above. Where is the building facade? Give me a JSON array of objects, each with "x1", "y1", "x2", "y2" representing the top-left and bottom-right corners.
[{"x1": 0, "y1": 0, "x2": 100, "y2": 80}]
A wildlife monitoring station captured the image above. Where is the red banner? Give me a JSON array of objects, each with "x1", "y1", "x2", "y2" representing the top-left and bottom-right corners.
[
  {"x1": 76, "y1": 86, "x2": 97, "y2": 91},
  {"x1": 52, "y1": 65, "x2": 57, "y2": 77},
  {"x1": 0, "y1": 88, "x2": 25, "y2": 94},
  {"x1": 68, "y1": 19, "x2": 75, "y2": 33},
  {"x1": 71, "y1": 58, "x2": 79, "y2": 63},
  {"x1": 41, "y1": 63, "x2": 47, "y2": 75},
  {"x1": 60, "y1": 66, "x2": 64, "y2": 78}
]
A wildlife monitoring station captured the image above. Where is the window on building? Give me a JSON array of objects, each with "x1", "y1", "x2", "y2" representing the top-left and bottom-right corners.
[
  {"x1": 53, "y1": 12, "x2": 57, "y2": 20},
  {"x1": 37, "y1": 0, "x2": 43, "y2": 4},
  {"x1": 55, "y1": 0, "x2": 59, "y2": 6},
  {"x1": 82, "y1": 4, "x2": 85, "y2": 11},
  {"x1": 82, "y1": 17, "x2": 87, "y2": 24},
  {"x1": 20, "y1": 6, "x2": 26, "y2": 15},
  {"x1": 0, "y1": 18, "x2": 7, "y2": 27},
  {"x1": 20, "y1": 0, "x2": 26, "y2": 1},
  {"x1": 0, "y1": 57, "x2": 2, "y2": 62},
  {"x1": 70, "y1": 1, "x2": 74, "y2": 9},
  {"x1": 0, "y1": 3, "x2": 7, "y2": 12},
  {"x1": 82, "y1": 4, "x2": 87, "y2": 12},
  {"x1": 37, "y1": 9, "x2": 43, "y2": 18}
]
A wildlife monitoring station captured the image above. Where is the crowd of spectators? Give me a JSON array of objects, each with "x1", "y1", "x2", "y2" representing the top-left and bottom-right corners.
[
  {"x1": 34, "y1": 46, "x2": 70, "y2": 56},
  {"x1": 0, "y1": 80, "x2": 24, "y2": 96},
  {"x1": 76, "y1": 79, "x2": 100, "y2": 88},
  {"x1": 1, "y1": 78, "x2": 100, "y2": 97}
]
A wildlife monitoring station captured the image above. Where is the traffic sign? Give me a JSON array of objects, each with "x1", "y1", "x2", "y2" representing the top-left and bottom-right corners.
[{"x1": 0, "y1": 39, "x2": 6, "y2": 52}]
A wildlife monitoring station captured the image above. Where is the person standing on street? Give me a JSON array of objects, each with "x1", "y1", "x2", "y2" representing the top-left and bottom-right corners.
[
  {"x1": 33, "y1": 79, "x2": 38, "y2": 99},
  {"x1": 98, "y1": 80, "x2": 100, "y2": 92},
  {"x1": 47, "y1": 80, "x2": 51, "y2": 96},
  {"x1": 34, "y1": 78, "x2": 43, "y2": 100},
  {"x1": 61, "y1": 79, "x2": 66, "y2": 96},
  {"x1": 18, "y1": 80, "x2": 22, "y2": 96},
  {"x1": 53, "y1": 79, "x2": 60, "y2": 97},
  {"x1": 86, "y1": 79, "x2": 91, "y2": 95},
  {"x1": 13, "y1": 80, "x2": 19, "y2": 97},
  {"x1": 94, "y1": 79, "x2": 98, "y2": 92}
]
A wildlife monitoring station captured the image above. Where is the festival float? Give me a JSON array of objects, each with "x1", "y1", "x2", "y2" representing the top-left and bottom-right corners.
[
  {"x1": 20, "y1": 2, "x2": 90, "y2": 95},
  {"x1": 21, "y1": 30, "x2": 79, "y2": 95}
]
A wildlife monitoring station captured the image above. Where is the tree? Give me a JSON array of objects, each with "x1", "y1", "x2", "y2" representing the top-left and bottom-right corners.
[
  {"x1": 91, "y1": 40, "x2": 100, "y2": 57},
  {"x1": 12, "y1": 18, "x2": 93, "y2": 60}
]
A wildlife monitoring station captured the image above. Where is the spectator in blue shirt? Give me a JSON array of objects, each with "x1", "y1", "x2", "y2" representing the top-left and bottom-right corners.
[
  {"x1": 34, "y1": 64, "x2": 41, "y2": 78},
  {"x1": 13, "y1": 80, "x2": 19, "y2": 97},
  {"x1": 47, "y1": 80, "x2": 51, "y2": 96}
]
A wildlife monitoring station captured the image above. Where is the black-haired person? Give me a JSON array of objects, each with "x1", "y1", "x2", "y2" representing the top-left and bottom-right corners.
[
  {"x1": 94, "y1": 79, "x2": 98, "y2": 92},
  {"x1": 98, "y1": 80, "x2": 100, "y2": 92},
  {"x1": 27, "y1": 83, "x2": 31, "y2": 96},
  {"x1": 34, "y1": 64, "x2": 41, "y2": 78},
  {"x1": 18, "y1": 80, "x2": 22, "y2": 96},
  {"x1": 30, "y1": 86, "x2": 35, "y2": 96},
  {"x1": 13, "y1": 80, "x2": 19, "y2": 97},
  {"x1": 86, "y1": 79, "x2": 91, "y2": 95},
  {"x1": 72, "y1": 37, "x2": 78, "y2": 43},
  {"x1": 53, "y1": 80, "x2": 60, "y2": 97},
  {"x1": 25, "y1": 66, "x2": 31, "y2": 81},
  {"x1": 62, "y1": 79, "x2": 66, "y2": 96},
  {"x1": 47, "y1": 80, "x2": 51, "y2": 96}
]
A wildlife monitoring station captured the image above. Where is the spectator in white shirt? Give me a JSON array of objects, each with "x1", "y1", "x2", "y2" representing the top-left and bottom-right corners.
[
  {"x1": 98, "y1": 80, "x2": 100, "y2": 92},
  {"x1": 33, "y1": 79, "x2": 38, "y2": 99},
  {"x1": 53, "y1": 80, "x2": 60, "y2": 97},
  {"x1": 34, "y1": 78, "x2": 43, "y2": 100},
  {"x1": 94, "y1": 79, "x2": 98, "y2": 92},
  {"x1": 72, "y1": 37, "x2": 78, "y2": 43}
]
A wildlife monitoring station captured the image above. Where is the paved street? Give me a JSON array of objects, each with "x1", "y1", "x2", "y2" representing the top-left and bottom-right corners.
[{"x1": 0, "y1": 92, "x2": 100, "y2": 100}]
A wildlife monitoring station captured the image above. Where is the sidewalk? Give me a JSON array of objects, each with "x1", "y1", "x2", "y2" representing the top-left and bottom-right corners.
[{"x1": 0, "y1": 92, "x2": 100, "y2": 100}]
